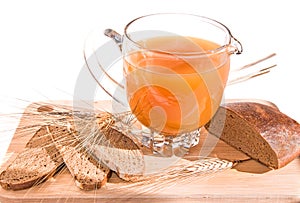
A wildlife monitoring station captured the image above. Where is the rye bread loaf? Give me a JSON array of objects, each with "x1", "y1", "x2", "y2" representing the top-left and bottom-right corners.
[
  {"x1": 205, "y1": 102, "x2": 300, "y2": 169},
  {"x1": 49, "y1": 125, "x2": 111, "y2": 190},
  {"x1": 0, "y1": 126, "x2": 64, "y2": 190}
]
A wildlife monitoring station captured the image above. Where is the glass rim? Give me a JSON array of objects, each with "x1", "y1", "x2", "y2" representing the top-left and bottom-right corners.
[{"x1": 123, "y1": 13, "x2": 235, "y2": 56}]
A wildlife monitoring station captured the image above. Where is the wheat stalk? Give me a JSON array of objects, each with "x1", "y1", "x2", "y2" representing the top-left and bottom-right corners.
[{"x1": 116, "y1": 157, "x2": 233, "y2": 193}]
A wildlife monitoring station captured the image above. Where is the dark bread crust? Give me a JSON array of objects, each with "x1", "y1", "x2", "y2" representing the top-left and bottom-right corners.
[
  {"x1": 103, "y1": 127, "x2": 139, "y2": 150},
  {"x1": 206, "y1": 102, "x2": 300, "y2": 169}
]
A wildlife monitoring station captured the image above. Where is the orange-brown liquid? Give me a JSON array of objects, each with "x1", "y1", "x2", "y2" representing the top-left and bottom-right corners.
[{"x1": 124, "y1": 36, "x2": 230, "y2": 135}]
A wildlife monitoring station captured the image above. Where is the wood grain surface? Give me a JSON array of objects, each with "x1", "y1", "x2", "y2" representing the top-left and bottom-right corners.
[{"x1": 0, "y1": 101, "x2": 299, "y2": 203}]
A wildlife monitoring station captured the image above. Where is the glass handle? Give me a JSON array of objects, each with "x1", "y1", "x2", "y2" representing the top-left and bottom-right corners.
[
  {"x1": 104, "y1": 29, "x2": 123, "y2": 51},
  {"x1": 83, "y1": 28, "x2": 126, "y2": 105},
  {"x1": 229, "y1": 36, "x2": 243, "y2": 55}
]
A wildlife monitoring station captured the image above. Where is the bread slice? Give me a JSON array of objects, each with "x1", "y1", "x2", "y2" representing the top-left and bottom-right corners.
[
  {"x1": 205, "y1": 102, "x2": 300, "y2": 169},
  {"x1": 94, "y1": 127, "x2": 145, "y2": 181},
  {"x1": 48, "y1": 125, "x2": 111, "y2": 190},
  {"x1": 76, "y1": 112, "x2": 145, "y2": 181},
  {"x1": 0, "y1": 126, "x2": 64, "y2": 190}
]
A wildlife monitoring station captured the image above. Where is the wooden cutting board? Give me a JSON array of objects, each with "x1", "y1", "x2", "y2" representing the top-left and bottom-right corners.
[{"x1": 0, "y1": 101, "x2": 299, "y2": 203}]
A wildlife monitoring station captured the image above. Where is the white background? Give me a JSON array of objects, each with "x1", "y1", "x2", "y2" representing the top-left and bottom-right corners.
[{"x1": 0, "y1": 0, "x2": 299, "y2": 164}]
